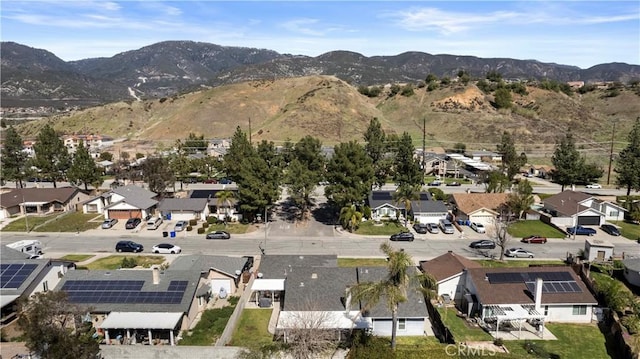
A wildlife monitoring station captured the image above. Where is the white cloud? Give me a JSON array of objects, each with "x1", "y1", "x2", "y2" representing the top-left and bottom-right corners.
[{"x1": 280, "y1": 18, "x2": 325, "y2": 36}]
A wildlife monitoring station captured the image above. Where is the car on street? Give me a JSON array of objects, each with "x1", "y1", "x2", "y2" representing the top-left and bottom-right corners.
[
  {"x1": 152, "y1": 243, "x2": 182, "y2": 254},
  {"x1": 174, "y1": 221, "x2": 188, "y2": 232},
  {"x1": 428, "y1": 181, "x2": 442, "y2": 186},
  {"x1": 469, "y1": 240, "x2": 496, "y2": 249},
  {"x1": 115, "y1": 240, "x2": 144, "y2": 253},
  {"x1": 521, "y1": 235, "x2": 548, "y2": 244},
  {"x1": 446, "y1": 181, "x2": 462, "y2": 186},
  {"x1": 101, "y1": 218, "x2": 118, "y2": 229},
  {"x1": 504, "y1": 248, "x2": 535, "y2": 258},
  {"x1": 413, "y1": 223, "x2": 429, "y2": 234},
  {"x1": 125, "y1": 218, "x2": 142, "y2": 230},
  {"x1": 426, "y1": 223, "x2": 440, "y2": 234},
  {"x1": 586, "y1": 183, "x2": 602, "y2": 189},
  {"x1": 206, "y1": 230, "x2": 231, "y2": 240},
  {"x1": 600, "y1": 224, "x2": 621, "y2": 236},
  {"x1": 390, "y1": 232, "x2": 415, "y2": 242},
  {"x1": 567, "y1": 226, "x2": 597, "y2": 236},
  {"x1": 470, "y1": 222, "x2": 486, "y2": 233}
]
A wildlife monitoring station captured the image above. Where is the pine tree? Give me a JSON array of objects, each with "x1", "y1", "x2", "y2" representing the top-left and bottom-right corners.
[
  {"x1": 364, "y1": 118, "x2": 387, "y2": 188},
  {"x1": 325, "y1": 141, "x2": 374, "y2": 209},
  {"x1": 141, "y1": 156, "x2": 174, "y2": 196},
  {"x1": 223, "y1": 126, "x2": 254, "y2": 182},
  {"x1": 393, "y1": 132, "x2": 422, "y2": 187},
  {"x1": 32, "y1": 124, "x2": 71, "y2": 188},
  {"x1": 67, "y1": 140, "x2": 101, "y2": 191},
  {"x1": 0, "y1": 126, "x2": 29, "y2": 187},
  {"x1": 497, "y1": 131, "x2": 527, "y2": 181},
  {"x1": 615, "y1": 118, "x2": 640, "y2": 197},
  {"x1": 551, "y1": 131, "x2": 584, "y2": 191}
]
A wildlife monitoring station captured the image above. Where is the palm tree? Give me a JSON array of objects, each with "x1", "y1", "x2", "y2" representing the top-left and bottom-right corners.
[
  {"x1": 339, "y1": 204, "x2": 362, "y2": 232},
  {"x1": 215, "y1": 190, "x2": 237, "y2": 225},
  {"x1": 349, "y1": 243, "x2": 437, "y2": 350},
  {"x1": 393, "y1": 184, "x2": 421, "y2": 226}
]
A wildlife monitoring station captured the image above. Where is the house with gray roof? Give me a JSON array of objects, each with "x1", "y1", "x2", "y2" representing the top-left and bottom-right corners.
[
  {"x1": 0, "y1": 187, "x2": 90, "y2": 220},
  {"x1": 368, "y1": 190, "x2": 449, "y2": 224},
  {"x1": 55, "y1": 266, "x2": 201, "y2": 346},
  {"x1": 622, "y1": 257, "x2": 640, "y2": 287},
  {"x1": 189, "y1": 188, "x2": 242, "y2": 222},
  {"x1": 157, "y1": 198, "x2": 210, "y2": 221},
  {"x1": 82, "y1": 184, "x2": 158, "y2": 220},
  {"x1": 170, "y1": 255, "x2": 253, "y2": 298},
  {"x1": 1, "y1": 247, "x2": 74, "y2": 328},
  {"x1": 543, "y1": 190, "x2": 627, "y2": 227}
]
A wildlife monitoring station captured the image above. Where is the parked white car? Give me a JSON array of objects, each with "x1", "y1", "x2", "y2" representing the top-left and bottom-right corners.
[
  {"x1": 504, "y1": 248, "x2": 535, "y2": 258},
  {"x1": 470, "y1": 222, "x2": 486, "y2": 233},
  {"x1": 151, "y1": 243, "x2": 182, "y2": 254},
  {"x1": 586, "y1": 183, "x2": 602, "y2": 189}
]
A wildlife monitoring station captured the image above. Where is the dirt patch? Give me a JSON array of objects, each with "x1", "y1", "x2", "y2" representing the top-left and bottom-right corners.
[{"x1": 431, "y1": 87, "x2": 493, "y2": 112}]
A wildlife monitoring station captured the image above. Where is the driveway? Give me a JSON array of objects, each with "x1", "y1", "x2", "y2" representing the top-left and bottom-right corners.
[{"x1": 268, "y1": 187, "x2": 336, "y2": 238}]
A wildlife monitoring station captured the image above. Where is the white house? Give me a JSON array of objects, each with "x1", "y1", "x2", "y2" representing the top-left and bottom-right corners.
[
  {"x1": 82, "y1": 184, "x2": 157, "y2": 219},
  {"x1": 584, "y1": 238, "x2": 615, "y2": 262},
  {"x1": 157, "y1": 198, "x2": 210, "y2": 222},
  {"x1": 420, "y1": 251, "x2": 481, "y2": 305},
  {"x1": 368, "y1": 190, "x2": 448, "y2": 224},
  {"x1": 622, "y1": 258, "x2": 640, "y2": 287},
  {"x1": 543, "y1": 191, "x2": 627, "y2": 227}
]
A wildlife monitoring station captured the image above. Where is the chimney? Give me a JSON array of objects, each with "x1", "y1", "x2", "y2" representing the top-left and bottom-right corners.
[
  {"x1": 345, "y1": 286, "x2": 352, "y2": 314},
  {"x1": 152, "y1": 266, "x2": 160, "y2": 285},
  {"x1": 311, "y1": 273, "x2": 318, "y2": 279},
  {"x1": 534, "y1": 277, "x2": 543, "y2": 311}
]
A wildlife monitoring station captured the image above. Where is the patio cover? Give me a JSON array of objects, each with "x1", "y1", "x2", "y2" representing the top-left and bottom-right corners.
[
  {"x1": 251, "y1": 279, "x2": 285, "y2": 291},
  {"x1": 99, "y1": 312, "x2": 183, "y2": 330},
  {"x1": 485, "y1": 304, "x2": 544, "y2": 320},
  {"x1": 277, "y1": 310, "x2": 370, "y2": 330}
]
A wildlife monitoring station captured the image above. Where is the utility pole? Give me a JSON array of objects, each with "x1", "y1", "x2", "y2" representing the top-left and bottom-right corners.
[
  {"x1": 606, "y1": 121, "x2": 616, "y2": 185},
  {"x1": 248, "y1": 117, "x2": 252, "y2": 144},
  {"x1": 422, "y1": 117, "x2": 426, "y2": 172}
]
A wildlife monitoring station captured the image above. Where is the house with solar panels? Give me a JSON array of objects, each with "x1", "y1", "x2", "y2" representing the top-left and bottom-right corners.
[
  {"x1": 367, "y1": 190, "x2": 448, "y2": 224},
  {"x1": 55, "y1": 266, "x2": 201, "y2": 346},
  {"x1": 462, "y1": 266, "x2": 598, "y2": 338},
  {"x1": 1, "y1": 247, "x2": 74, "y2": 329}
]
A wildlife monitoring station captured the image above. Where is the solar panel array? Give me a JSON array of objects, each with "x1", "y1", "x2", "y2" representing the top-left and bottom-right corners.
[
  {"x1": 486, "y1": 271, "x2": 574, "y2": 284},
  {"x1": 62, "y1": 280, "x2": 189, "y2": 304},
  {"x1": 371, "y1": 192, "x2": 393, "y2": 201},
  {"x1": 1, "y1": 263, "x2": 38, "y2": 289},
  {"x1": 525, "y1": 281, "x2": 582, "y2": 294}
]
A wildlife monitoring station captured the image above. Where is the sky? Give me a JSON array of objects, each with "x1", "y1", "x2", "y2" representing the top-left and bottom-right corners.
[{"x1": 1, "y1": 1, "x2": 639, "y2": 69}]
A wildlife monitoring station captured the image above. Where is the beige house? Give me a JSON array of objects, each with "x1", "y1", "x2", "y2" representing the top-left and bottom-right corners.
[
  {"x1": 0, "y1": 187, "x2": 90, "y2": 220},
  {"x1": 450, "y1": 192, "x2": 509, "y2": 226}
]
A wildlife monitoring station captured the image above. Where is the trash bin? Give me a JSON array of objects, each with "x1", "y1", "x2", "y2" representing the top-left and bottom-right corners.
[
  {"x1": 166, "y1": 213, "x2": 172, "y2": 220},
  {"x1": 162, "y1": 231, "x2": 168, "y2": 238},
  {"x1": 170, "y1": 231, "x2": 176, "y2": 238}
]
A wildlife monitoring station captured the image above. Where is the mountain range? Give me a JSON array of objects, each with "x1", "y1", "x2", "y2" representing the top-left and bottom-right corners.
[{"x1": 2, "y1": 40, "x2": 639, "y2": 108}]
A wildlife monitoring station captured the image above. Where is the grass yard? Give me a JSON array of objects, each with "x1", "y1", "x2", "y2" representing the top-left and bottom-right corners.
[
  {"x1": 205, "y1": 222, "x2": 255, "y2": 234},
  {"x1": 58, "y1": 254, "x2": 95, "y2": 262},
  {"x1": 179, "y1": 297, "x2": 239, "y2": 345},
  {"x1": 337, "y1": 257, "x2": 388, "y2": 267},
  {"x1": 1, "y1": 214, "x2": 58, "y2": 232},
  {"x1": 33, "y1": 212, "x2": 102, "y2": 232},
  {"x1": 83, "y1": 255, "x2": 165, "y2": 270},
  {"x1": 503, "y1": 323, "x2": 611, "y2": 359},
  {"x1": 611, "y1": 220, "x2": 640, "y2": 241},
  {"x1": 436, "y1": 307, "x2": 493, "y2": 342},
  {"x1": 355, "y1": 220, "x2": 406, "y2": 235},
  {"x1": 476, "y1": 259, "x2": 567, "y2": 268},
  {"x1": 228, "y1": 309, "x2": 273, "y2": 349},
  {"x1": 508, "y1": 220, "x2": 566, "y2": 239}
]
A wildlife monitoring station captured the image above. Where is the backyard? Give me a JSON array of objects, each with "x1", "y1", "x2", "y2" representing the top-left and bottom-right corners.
[
  {"x1": 337, "y1": 257, "x2": 389, "y2": 267},
  {"x1": 179, "y1": 297, "x2": 239, "y2": 345},
  {"x1": 228, "y1": 308, "x2": 273, "y2": 349}
]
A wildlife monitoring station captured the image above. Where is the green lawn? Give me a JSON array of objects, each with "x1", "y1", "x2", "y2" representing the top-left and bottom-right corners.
[
  {"x1": 58, "y1": 254, "x2": 95, "y2": 262},
  {"x1": 436, "y1": 307, "x2": 493, "y2": 341},
  {"x1": 355, "y1": 220, "x2": 406, "y2": 235},
  {"x1": 34, "y1": 212, "x2": 102, "y2": 232},
  {"x1": 1, "y1": 214, "x2": 58, "y2": 232},
  {"x1": 228, "y1": 309, "x2": 273, "y2": 349},
  {"x1": 205, "y1": 222, "x2": 255, "y2": 234},
  {"x1": 83, "y1": 255, "x2": 165, "y2": 270},
  {"x1": 508, "y1": 220, "x2": 566, "y2": 239},
  {"x1": 475, "y1": 259, "x2": 567, "y2": 268},
  {"x1": 179, "y1": 297, "x2": 239, "y2": 345},
  {"x1": 611, "y1": 220, "x2": 640, "y2": 241},
  {"x1": 337, "y1": 257, "x2": 388, "y2": 267},
  {"x1": 503, "y1": 323, "x2": 611, "y2": 359}
]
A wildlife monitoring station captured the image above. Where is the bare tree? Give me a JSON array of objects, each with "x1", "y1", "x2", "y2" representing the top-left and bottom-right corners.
[{"x1": 491, "y1": 208, "x2": 515, "y2": 261}]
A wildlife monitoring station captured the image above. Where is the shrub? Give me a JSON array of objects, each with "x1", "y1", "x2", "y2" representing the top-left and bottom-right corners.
[
  {"x1": 197, "y1": 227, "x2": 205, "y2": 234},
  {"x1": 189, "y1": 219, "x2": 198, "y2": 226},
  {"x1": 207, "y1": 216, "x2": 218, "y2": 224},
  {"x1": 493, "y1": 338, "x2": 504, "y2": 346},
  {"x1": 120, "y1": 257, "x2": 137, "y2": 269},
  {"x1": 186, "y1": 226, "x2": 193, "y2": 232},
  {"x1": 202, "y1": 222, "x2": 209, "y2": 229}
]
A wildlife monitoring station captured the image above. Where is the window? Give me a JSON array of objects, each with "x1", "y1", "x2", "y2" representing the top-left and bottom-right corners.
[
  {"x1": 573, "y1": 305, "x2": 587, "y2": 315},
  {"x1": 398, "y1": 319, "x2": 406, "y2": 330},
  {"x1": 609, "y1": 211, "x2": 619, "y2": 217},
  {"x1": 544, "y1": 305, "x2": 549, "y2": 316}
]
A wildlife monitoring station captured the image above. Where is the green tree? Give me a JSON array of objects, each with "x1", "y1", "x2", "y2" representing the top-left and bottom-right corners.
[
  {"x1": 497, "y1": 131, "x2": 527, "y2": 181},
  {"x1": 32, "y1": 124, "x2": 71, "y2": 188},
  {"x1": 183, "y1": 133, "x2": 208, "y2": 154},
  {"x1": 393, "y1": 184, "x2": 421, "y2": 226},
  {"x1": 223, "y1": 126, "x2": 255, "y2": 182},
  {"x1": 98, "y1": 152, "x2": 113, "y2": 161},
  {"x1": 615, "y1": 118, "x2": 640, "y2": 197},
  {"x1": 141, "y1": 156, "x2": 174, "y2": 196},
  {"x1": 507, "y1": 179, "x2": 534, "y2": 219},
  {"x1": 428, "y1": 187, "x2": 446, "y2": 201},
  {"x1": 349, "y1": 243, "x2": 437, "y2": 350},
  {"x1": 216, "y1": 190, "x2": 237, "y2": 224},
  {"x1": 486, "y1": 70, "x2": 503, "y2": 82},
  {"x1": 364, "y1": 118, "x2": 388, "y2": 189},
  {"x1": 393, "y1": 132, "x2": 422, "y2": 187},
  {"x1": 483, "y1": 170, "x2": 510, "y2": 193},
  {"x1": 551, "y1": 131, "x2": 584, "y2": 191},
  {"x1": 493, "y1": 88, "x2": 513, "y2": 109},
  {"x1": 339, "y1": 204, "x2": 363, "y2": 232},
  {"x1": 236, "y1": 140, "x2": 282, "y2": 221},
  {"x1": 18, "y1": 291, "x2": 100, "y2": 359},
  {"x1": 169, "y1": 147, "x2": 192, "y2": 191},
  {"x1": 425, "y1": 74, "x2": 438, "y2": 83},
  {"x1": 0, "y1": 126, "x2": 29, "y2": 187},
  {"x1": 67, "y1": 140, "x2": 101, "y2": 191},
  {"x1": 286, "y1": 136, "x2": 325, "y2": 220},
  {"x1": 325, "y1": 141, "x2": 374, "y2": 209},
  {"x1": 453, "y1": 142, "x2": 466, "y2": 154}
]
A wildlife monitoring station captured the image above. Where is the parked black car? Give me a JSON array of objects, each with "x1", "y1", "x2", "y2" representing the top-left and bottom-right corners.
[
  {"x1": 115, "y1": 240, "x2": 144, "y2": 253},
  {"x1": 469, "y1": 240, "x2": 496, "y2": 249},
  {"x1": 412, "y1": 223, "x2": 428, "y2": 234},
  {"x1": 390, "y1": 232, "x2": 415, "y2": 242},
  {"x1": 600, "y1": 224, "x2": 621, "y2": 236},
  {"x1": 125, "y1": 218, "x2": 142, "y2": 229}
]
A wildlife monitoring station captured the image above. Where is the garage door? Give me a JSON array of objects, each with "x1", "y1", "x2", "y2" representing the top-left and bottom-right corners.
[
  {"x1": 169, "y1": 212, "x2": 196, "y2": 221},
  {"x1": 577, "y1": 216, "x2": 600, "y2": 225},
  {"x1": 470, "y1": 215, "x2": 494, "y2": 226},
  {"x1": 108, "y1": 209, "x2": 142, "y2": 219}
]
